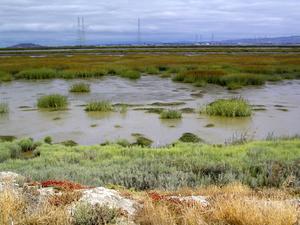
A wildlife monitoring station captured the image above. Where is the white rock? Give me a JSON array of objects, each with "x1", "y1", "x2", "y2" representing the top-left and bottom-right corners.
[
  {"x1": 78, "y1": 187, "x2": 138, "y2": 216},
  {"x1": 0, "y1": 171, "x2": 23, "y2": 182},
  {"x1": 0, "y1": 171, "x2": 25, "y2": 191}
]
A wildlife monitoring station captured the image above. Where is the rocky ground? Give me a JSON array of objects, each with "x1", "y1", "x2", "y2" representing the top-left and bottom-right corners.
[{"x1": 0, "y1": 171, "x2": 299, "y2": 225}]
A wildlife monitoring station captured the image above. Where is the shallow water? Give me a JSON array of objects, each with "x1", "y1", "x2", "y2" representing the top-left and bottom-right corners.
[{"x1": 1, "y1": 76, "x2": 300, "y2": 146}]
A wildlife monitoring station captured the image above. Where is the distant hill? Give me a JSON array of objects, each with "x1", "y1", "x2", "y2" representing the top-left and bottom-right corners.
[
  {"x1": 221, "y1": 36, "x2": 300, "y2": 45},
  {"x1": 8, "y1": 43, "x2": 45, "y2": 49}
]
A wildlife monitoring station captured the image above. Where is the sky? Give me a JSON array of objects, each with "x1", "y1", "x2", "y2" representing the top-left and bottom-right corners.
[{"x1": 0, "y1": 0, "x2": 299, "y2": 46}]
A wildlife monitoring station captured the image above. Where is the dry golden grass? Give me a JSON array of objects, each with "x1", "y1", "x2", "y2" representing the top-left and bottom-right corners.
[
  {"x1": 211, "y1": 195, "x2": 298, "y2": 225},
  {"x1": 0, "y1": 190, "x2": 71, "y2": 225},
  {"x1": 135, "y1": 183, "x2": 300, "y2": 225},
  {"x1": 135, "y1": 199, "x2": 177, "y2": 225},
  {"x1": 0, "y1": 183, "x2": 299, "y2": 225}
]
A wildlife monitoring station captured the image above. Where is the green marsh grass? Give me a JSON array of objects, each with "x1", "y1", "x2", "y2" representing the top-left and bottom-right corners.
[
  {"x1": 0, "y1": 102, "x2": 9, "y2": 114},
  {"x1": 203, "y1": 97, "x2": 252, "y2": 117},
  {"x1": 0, "y1": 71, "x2": 12, "y2": 82},
  {"x1": 85, "y1": 100, "x2": 114, "y2": 112},
  {"x1": 120, "y1": 70, "x2": 141, "y2": 79},
  {"x1": 0, "y1": 138, "x2": 299, "y2": 189},
  {"x1": 69, "y1": 82, "x2": 90, "y2": 93},
  {"x1": 16, "y1": 68, "x2": 57, "y2": 79},
  {"x1": 37, "y1": 94, "x2": 68, "y2": 110},
  {"x1": 160, "y1": 110, "x2": 182, "y2": 119},
  {"x1": 1, "y1": 53, "x2": 299, "y2": 88}
]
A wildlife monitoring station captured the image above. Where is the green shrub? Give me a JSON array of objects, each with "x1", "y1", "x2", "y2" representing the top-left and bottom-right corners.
[
  {"x1": 116, "y1": 139, "x2": 132, "y2": 147},
  {"x1": 9, "y1": 143, "x2": 22, "y2": 159},
  {"x1": 0, "y1": 71, "x2": 13, "y2": 82},
  {"x1": 17, "y1": 138, "x2": 39, "y2": 152},
  {"x1": 73, "y1": 203, "x2": 120, "y2": 225},
  {"x1": 60, "y1": 140, "x2": 78, "y2": 147},
  {"x1": 203, "y1": 97, "x2": 252, "y2": 117},
  {"x1": 44, "y1": 136, "x2": 52, "y2": 144},
  {"x1": 227, "y1": 82, "x2": 243, "y2": 90},
  {"x1": 0, "y1": 102, "x2": 9, "y2": 114},
  {"x1": 144, "y1": 67, "x2": 159, "y2": 74},
  {"x1": 173, "y1": 70, "x2": 226, "y2": 84},
  {"x1": 157, "y1": 65, "x2": 169, "y2": 72},
  {"x1": 16, "y1": 68, "x2": 57, "y2": 79},
  {"x1": 160, "y1": 110, "x2": 182, "y2": 119},
  {"x1": 37, "y1": 94, "x2": 68, "y2": 110},
  {"x1": 85, "y1": 101, "x2": 114, "y2": 112},
  {"x1": 135, "y1": 136, "x2": 153, "y2": 147},
  {"x1": 179, "y1": 133, "x2": 203, "y2": 143},
  {"x1": 120, "y1": 70, "x2": 141, "y2": 79},
  {"x1": 69, "y1": 82, "x2": 90, "y2": 93},
  {"x1": 0, "y1": 136, "x2": 16, "y2": 142}
]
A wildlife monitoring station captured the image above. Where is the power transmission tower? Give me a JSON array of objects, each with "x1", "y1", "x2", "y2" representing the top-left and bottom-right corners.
[
  {"x1": 77, "y1": 16, "x2": 81, "y2": 46},
  {"x1": 77, "y1": 16, "x2": 86, "y2": 46},
  {"x1": 137, "y1": 18, "x2": 141, "y2": 44},
  {"x1": 211, "y1": 33, "x2": 215, "y2": 44},
  {"x1": 81, "y1": 16, "x2": 85, "y2": 46}
]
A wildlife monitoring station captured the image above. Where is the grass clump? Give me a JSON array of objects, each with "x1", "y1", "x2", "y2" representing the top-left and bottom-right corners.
[
  {"x1": 69, "y1": 82, "x2": 90, "y2": 93},
  {"x1": 160, "y1": 110, "x2": 182, "y2": 119},
  {"x1": 16, "y1": 68, "x2": 57, "y2": 79},
  {"x1": 0, "y1": 102, "x2": 9, "y2": 114},
  {"x1": 203, "y1": 97, "x2": 252, "y2": 117},
  {"x1": 60, "y1": 140, "x2": 78, "y2": 147},
  {"x1": 173, "y1": 70, "x2": 266, "y2": 89},
  {"x1": 135, "y1": 136, "x2": 153, "y2": 147},
  {"x1": 120, "y1": 70, "x2": 141, "y2": 79},
  {"x1": 37, "y1": 94, "x2": 68, "y2": 110},
  {"x1": 44, "y1": 136, "x2": 52, "y2": 144},
  {"x1": 85, "y1": 100, "x2": 114, "y2": 112},
  {"x1": 0, "y1": 71, "x2": 12, "y2": 82},
  {"x1": 179, "y1": 133, "x2": 203, "y2": 143},
  {"x1": 73, "y1": 203, "x2": 120, "y2": 225},
  {"x1": 0, "y1": 135, "x2": 16, "y2": 142}
]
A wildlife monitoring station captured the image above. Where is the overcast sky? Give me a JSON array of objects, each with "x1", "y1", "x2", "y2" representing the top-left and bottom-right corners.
[{"x1": 0, "y1": 0, "x2": 299, "y2": 46}]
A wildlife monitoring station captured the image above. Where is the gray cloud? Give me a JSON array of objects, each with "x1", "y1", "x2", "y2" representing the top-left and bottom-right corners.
[{"x1": 0, "y1": 0, "x2": 299, "y2": 46}]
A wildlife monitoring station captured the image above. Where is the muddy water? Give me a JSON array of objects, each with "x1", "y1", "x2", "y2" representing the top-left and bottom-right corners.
[{"x1": 0, "y1": 76, "x2": 300, "y2": 146}]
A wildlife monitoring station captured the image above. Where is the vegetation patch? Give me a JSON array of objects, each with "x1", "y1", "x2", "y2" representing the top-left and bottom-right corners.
[
  {"x1": 69, "y1": 82, "x2": 90, "y2": 93},
  {"x1": 160, "y1": 110, "x2": 182, "y2": 119},
  {"x1": 203, "y1": 97, "x2": 252, "y2": 117},
  {"x1": 179, "y1": 133, "x2": 203, "y2": 143},
  {"x1": 73, "y1": 203, "x2": 120, "y2": 225},
  {"x1": 60, "y1": 140, "x2": 78, "y2": 147},
  {"x1": 120, "y1": 70, "x2": 141, "y2": 79},
  {"x1": 85, "y1": 101, "x2": 114, "y2": 112},
  {"x1": 135, "y1": 136, "x2": 153, "y2": 147},
  {"x1": 0, "y1": 138, "x2": 299, "y2": 189},
  {"x1": 41, "y1": 180, "x2": 88, "y2": 191},
  {"x1": 44, "y1": 136, "x2": 52, "y2": 144},
  {"x1": 133, "y1": 107, "x2": 164, "y2": 114},
  {"x1": 37, "y1": 94, "x2": 68, "y2": 110},
  {"x1": 0, "y1": 71, "x2": 12, "y2": 82},
  {"x1": 0, "y1": 102, "x2": 9, "y2": 114},
  {"x1": 149, "y1": 102, "x2": 185, "y2": 106},
  {"x1": 16, "y1": 68, "x2": 57, "y2": 79},
  {"x1": 0, "y1": 135, "x2": 16, "y2": 142},
  {"x1": 179, "y1": 108, "x2": 195, "y2": 113}
]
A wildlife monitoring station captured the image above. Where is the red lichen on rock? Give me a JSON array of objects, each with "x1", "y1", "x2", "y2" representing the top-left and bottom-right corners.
[{"x1": 41, "y1": 180, "x2": 88, "y2": 191}]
